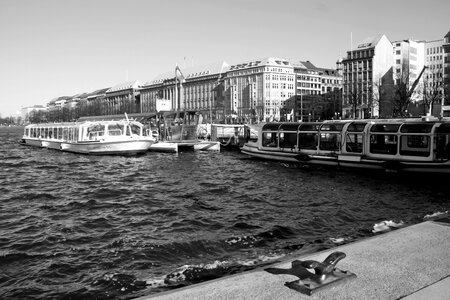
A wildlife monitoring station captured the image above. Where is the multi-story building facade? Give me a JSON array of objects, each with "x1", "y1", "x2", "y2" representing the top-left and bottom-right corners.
[
  {"x1": 78, "y1": 87, "x2": 110, "y2": 117},
  {"x1": 289, "y1": 61, "x2": 342, "y2": 121},
  {"x1": 318, "y1": 67, "x2": 343, "y2": 119},
  {"x1": 342, "y1": 34, "x2": 394, "y2": 119},
  {"x1": 223, "y1": 58, "x2": 295, "y2": 123},
  {"x1": 424, "y1": 39, "x2": 444, "y2": 116},
  {"x1": 21, "y1": 105, "x2": 47, "y2": 123},
  {"x1": 441, "y1": 31, "x2": 450, "y2": 116},
  {"x1": 102, "y1": 80, "x2": 142, "y2": 115},
  {"x1": 392, "y1": 39, "x2": 425, "y2": 102},
  {"x1": 292, "y1": 61, "x2": 322, "y2": 96},
  {"x1": 140, "y1": 62, "x2": 229, "y2": 122}
]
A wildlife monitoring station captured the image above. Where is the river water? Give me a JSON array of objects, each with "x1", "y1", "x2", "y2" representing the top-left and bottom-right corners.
[{"x1": 1, "y1": 126, "x2": 449, "y2": 299}]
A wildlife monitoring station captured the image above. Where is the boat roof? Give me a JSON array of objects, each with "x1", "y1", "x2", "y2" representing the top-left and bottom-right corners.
[{"x1": 25, "y1": 119, "x2": 143, "y2": 128}]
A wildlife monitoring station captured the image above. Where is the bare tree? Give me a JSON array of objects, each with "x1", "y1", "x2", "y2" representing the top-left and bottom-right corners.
[
  {"x1": 444, "y1": 84, "x2": 450, "y2": 107},
  {"x1": 347, "y1": 83, "x2": 362, "y2": 119},
  {"x1": 423, "y1": 70, "x2": 444, "y2": 116},
  {"x1": 392, "y1": 71, "x2": 412, "y2": 117},
  {"x1": 371, "y1": 77, "x2": 386, "y2": 118}
]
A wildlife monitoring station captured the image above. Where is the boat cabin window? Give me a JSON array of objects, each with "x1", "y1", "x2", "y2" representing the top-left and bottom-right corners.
[
  {"x1": 278, "y1": 124, "x2": 300, "y2": 149},
  {"x1": 435, "y1": 123, "x2": 450, "y2": 159},
  {"x1": 400, "y1": 123, "x2": 434, "y2": 133},
  {"x1": 347, "y1": 122, "x2": 367, "y2": 132},
  {"x1": 298, "y1": 123, "x2": 320, "y2": 150},
  {"x1": 108, "y1": 123, "x2": 123, "y2": 136},
  {"x1": 319, "y1": 132, "x2": 340, "y2": 151},
  {"x1": 63, "y1": 128, "x2": 69, "y2": 141},
  {"x1": 298, "y1": 132, "x2": 317, "y2": 150},
  {"x1": 320, "y1": 123, "x2": 344, "y2": 131},
  {"x1": 69, "y1": 128, "x2": 74, "y2": 142},
  {"x1": 262, "y1": 132, "x2": 278, "y2": 147},
  {"x1": 397, "y1": 123, "x2": 433, "y2": 157},
  {"x1": 299, "y1": 123, "x2": 321, "y2": 131},
  {"x1": 319, "y1": 123, "x2": 342, "y2": 151},
  {"x1": 279, "y1": 132, "x2": 297, "y2": 149},
  {"x1": 370, "y1": 134, "x2": 398, "y2": 155},
  {"x1": 279, "y1": 123, "x2": 301, "y2": 131},
  {"x1": 370, "y1": 124, "x2": 401, "y2": 133},
  {"x1": 399, "y1": 135, "x2": 430, "y2": 157},
  {"x1": 345, "y1": 122, "x2": 366, "y2": 153},
  {"x1": 262, "y1": 123, "x2": 282, "y2": 147},
  {"x1": 127, "y1": 124, "x2": 141, "y2": 136},
  {"x1": 87, "y1": 124, "x2": 105, "y2": 140},
  {"x1": 262, "y1": 123, "x2": 282, "y2": 131},
  {"x1": 346, "y1": 133, "x2": 363, "y2": 153},
  {"x1": 369, "y1": 123, "x2": 399, "y2": 155}
]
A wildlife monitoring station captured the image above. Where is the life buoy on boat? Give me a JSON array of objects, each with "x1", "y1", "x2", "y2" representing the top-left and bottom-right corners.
[{"x1": 220, "y1": 136, "x2": 232, "y2": 147}]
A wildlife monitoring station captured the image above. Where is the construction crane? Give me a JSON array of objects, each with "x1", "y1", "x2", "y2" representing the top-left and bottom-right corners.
[{"x1": 407, "y1": 65, "x2": 428, "y2": 98}]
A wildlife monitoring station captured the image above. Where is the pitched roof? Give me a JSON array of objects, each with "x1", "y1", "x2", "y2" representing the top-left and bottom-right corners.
[
  {"x1": 317, "y1": 67, "x2": 339, "y2": 76},
  {"x1": 87, "y1": 87, "x2": 110, "y2": 98},
  {"x1": 289, "y1": 60, "x2": 317, "y2": 70},
  {"x1": 445, "y1": 30, "x2": 450, "y2": 38},
  {"x1": 106, "y1": 80, "x2": 142, "y2": 93},
  {"x1": 229, "y1": 57, "x2": 292, "y2": 70},
  {"x1": 147, "y1": 61, "x2": 230, "y2": 85},
  {"x1": 356, "y1": 34, "x2": 384, "y2": 50}
]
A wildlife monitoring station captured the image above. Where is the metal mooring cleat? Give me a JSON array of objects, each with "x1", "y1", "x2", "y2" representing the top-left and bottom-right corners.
[{"x1": 265, "y1": 251, "x2": 356, "y2": 295}]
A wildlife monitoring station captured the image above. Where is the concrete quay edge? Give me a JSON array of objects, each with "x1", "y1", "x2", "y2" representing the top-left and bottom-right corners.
[{"x1": 137, "y1": 219, "x2": 450, "y2": 300}]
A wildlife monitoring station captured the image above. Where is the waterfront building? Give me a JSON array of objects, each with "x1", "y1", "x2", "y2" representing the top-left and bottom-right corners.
[
  {"x1": 223, "y1": 58, "x2": 295, "y2": 123},
  {"x1": 102, "y1": 80, "x2": 142, "y2": 116},
  {"x1": 318, "y1": 66, "x2": 343, "y2": 119},
  {"x1": 392, "y1": 39, "x2": 425, "y2": 103},
  {"x1": 21, "y1": 105, "x2": 47, "y2": 123},
  {"x1": 341, "y1": 34, "x2": 394, "y2": 119},
  {"x1": 46, "y1": 96, "x2": 73, "y2": 122},
  {"x1": 424, "y1": 38, "x2": 444, "y2": 116},
  {"x1": 442, "y1": 31, "x2": 450, "y2": 116},
  {"x1": 140, "y1": 62, "x2": 229, "y2": 122},
  {"x1": 289, "y1": 61, "x2": 342, "y2": 121},
  {"x1": 82, "y1": 87, "x2": 110, "y2": 117},
  {"x1": 291, "y1": 61, "x2": 323, "y2": 121}
]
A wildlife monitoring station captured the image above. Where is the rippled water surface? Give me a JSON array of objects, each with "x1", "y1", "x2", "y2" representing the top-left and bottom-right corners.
[{"x1": 1, "y1": 126, "x2": 449, "y2": 299}]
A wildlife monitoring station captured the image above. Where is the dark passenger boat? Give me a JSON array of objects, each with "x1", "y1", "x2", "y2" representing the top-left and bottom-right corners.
[{"x1": 241, "y1": 117, "x2": 450, "y2": 173}]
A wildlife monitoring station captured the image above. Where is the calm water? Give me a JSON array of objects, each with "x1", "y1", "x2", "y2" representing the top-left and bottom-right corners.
[{"x1": 1, "y1": 126, "x2": 449, "y2": 299}]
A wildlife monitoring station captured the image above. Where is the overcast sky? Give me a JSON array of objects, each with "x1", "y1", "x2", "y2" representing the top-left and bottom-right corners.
[{"x1": 1, "y1": 0, "x2": 449, "y2": 117}]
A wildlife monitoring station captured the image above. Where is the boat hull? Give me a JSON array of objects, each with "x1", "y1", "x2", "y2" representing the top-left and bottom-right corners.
[
  {"x1": 22, "y1": 138, "x2": 43, "y2": 147},
  {"x1": 41, "y1": 140, "x2": 62, "y2": 150},
  {"x1": 241, "y1": 143, "x2": 450, "y2": 174},
  {"x1": 60, "y1": 140, "x2": 154, "y2": 155}
]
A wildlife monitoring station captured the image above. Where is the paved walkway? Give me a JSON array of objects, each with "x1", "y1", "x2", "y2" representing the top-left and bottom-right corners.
[{"x1": 138, "y1": 219, "x2": 450, "y2": 300}]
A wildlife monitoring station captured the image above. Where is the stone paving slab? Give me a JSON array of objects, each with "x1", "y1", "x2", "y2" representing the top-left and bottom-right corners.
[{"x1": 138, "y1": 220, "x2": 450, "y2": 300}]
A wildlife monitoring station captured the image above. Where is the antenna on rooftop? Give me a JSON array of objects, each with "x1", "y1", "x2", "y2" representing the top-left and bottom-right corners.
[{"x1": 350, "y1": 32, "x2": 353, "y2": 53}]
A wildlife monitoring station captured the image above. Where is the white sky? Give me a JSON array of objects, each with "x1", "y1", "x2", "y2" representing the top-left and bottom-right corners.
[{"x1": 0, "y1": 0, "x2": 449, "y2": 116}]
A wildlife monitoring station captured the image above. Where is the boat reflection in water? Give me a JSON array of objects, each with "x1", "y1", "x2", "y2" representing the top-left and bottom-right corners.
[
  {"x1": 241, "y1": 117, "x2": 450, "y2": 173},
  {"x1": 21, "y1": 118, "x2": 156, "y2": 155}
]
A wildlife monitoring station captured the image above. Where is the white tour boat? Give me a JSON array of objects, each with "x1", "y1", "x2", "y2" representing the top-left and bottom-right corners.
[
  {"x1": 241, "y1": 117, "x2": 450, "y2": 174},
  {"x1": 21, "y1": 119, "x2": 156, "y2": 155}
]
